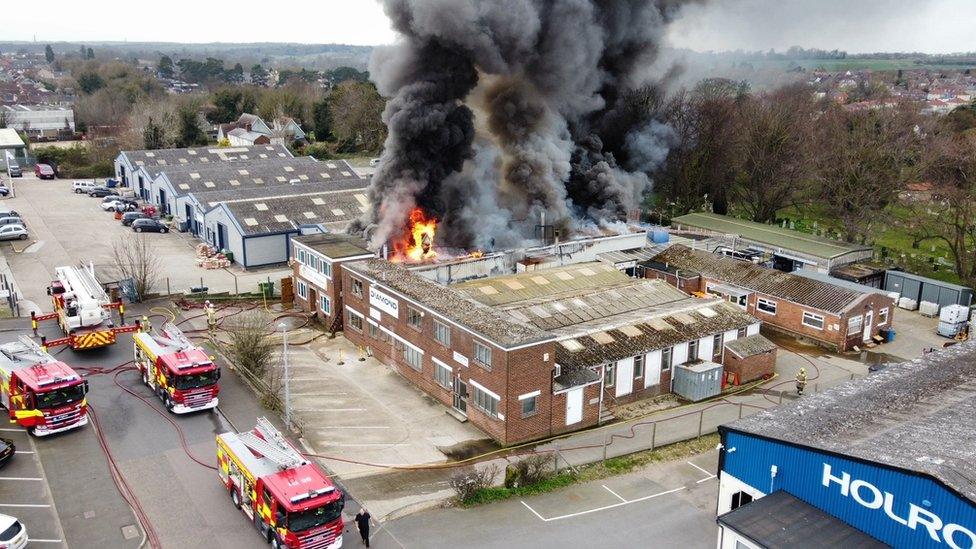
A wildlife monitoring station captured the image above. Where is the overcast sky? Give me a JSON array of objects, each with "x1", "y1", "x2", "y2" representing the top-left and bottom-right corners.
[{"x1": 10, "y1": 0, "x2": 976, "y2": 54}]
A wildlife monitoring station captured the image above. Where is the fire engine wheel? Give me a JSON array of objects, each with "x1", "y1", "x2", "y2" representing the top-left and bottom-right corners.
[
  {"x1": 230, "y1": 488, "x2": 241, "y2": 509},
  {"x1": 271, "y1": 535, "x2": 284, "y2": 549},
  {"x1": 164, "y1": 396, "x2": 174, "y2": 412}
]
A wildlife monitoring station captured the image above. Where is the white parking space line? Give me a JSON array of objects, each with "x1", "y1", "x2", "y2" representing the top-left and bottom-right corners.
[
  {"x1": 521, "y1": 487, "x2": 685, "y2": 522},
  {"x1": 0, "y1": 476, "x2": 43, "y2": 481},
  {"x1": 696, "y1": 475, "x2": 717, "y2": 484},
  {"x1": 26, "y1": 539, "x2": 63, "y2": 543},
  {"x1": 0, "y1": 428, "x2": 24, "y2": 432},
  {"x1": 293, "y1": 408, "x2": 366, "y2": 412},
  {"x1": 15, "y1": 451, "x2": 34, "y2": 454},
  {"x1": 602, "y1": 484, "x2": 627, "y2": 503},
  {"x1": 0, "y1": 503, "x2": 51, "y2": 508},
  {"x1": 318, "y1": 426, "x2": 391, "y2": 429},
  {"x1": 686, "y1": 461, "x2": 712, "y2": 477}
]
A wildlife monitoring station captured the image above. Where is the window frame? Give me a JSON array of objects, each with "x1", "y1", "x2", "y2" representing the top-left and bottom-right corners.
[
  {"x1": 297, "y1": 280, "x2": 307, "y2": 300},
  {"x1": 633, "y1": 354, "x2": 644, "y2": 379},
  {"x1": 802, "y1": 311, "x2": 825, "y2": 331},
  {"x1": 351, "y1": 278, "x2": 363, "y2": 298},
  {"x1": 712, "y1": 333, "x2": 723, "y2": 359},
  {"x1": 756, "y1": 297, "x2": 777, "y2": 315},
  {"x1": 688, "y1": 339, "x2": 699, "y2": 361},
  {"x1": 320, "y1": 295, "x2": 331, "y2": 315},
  {"x1": 662, "y1": 346, "x2": 673, "y2": 372},
  {"x1": 520, "y1": 395, "x2": 538, "y2": 418},
  {"x1": 471, "y1": 385, "x2": 500, "y2": 418},
  {"x1": 604, "y1": 363, "x2": 616, "y2": 388},
  {"x1": 474, "y1": 341, "x2": 492, "y2": 369},
  {"x1": 847, "y1": 314, "x2": 864, "y2": 336},
  {"x1": 403, "y1": 345, "x2": 423, "y2": 371},
  {"x1": 878, "y1": 307, "x2": 889, "y2": 326},
  {"x1": 347, "y1": 310, "x2": 363, "y2": 332},
  {"x1": 434, "y1": 360, "x2": 452, "y2": 389},
  {"x1": 406, "y1": 307, "x2": 423, "y2": 331},
  {"x1": 433, "y1": 320, "x2": 451, "y2": 347}
]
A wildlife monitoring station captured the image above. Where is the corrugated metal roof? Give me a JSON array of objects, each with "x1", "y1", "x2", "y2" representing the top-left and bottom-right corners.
[
  {"x1": 725, "y1": 334, "x2": 776, "y2": 358},
  {"x1": 455, "y1": 262, "x2": 629, "y2": 306},
  {"x1": 673, "y1": 212, "x2": 871, "y2": 260}
]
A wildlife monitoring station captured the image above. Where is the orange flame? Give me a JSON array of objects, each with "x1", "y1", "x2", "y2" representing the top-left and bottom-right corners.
[{"x1": 392, "y1": 208, "x2": 438, "y2": 262}]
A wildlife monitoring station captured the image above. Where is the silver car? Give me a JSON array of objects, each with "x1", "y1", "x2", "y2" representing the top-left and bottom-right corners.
[{"x1": 0, "y1": 224, "x2": 27, "y2": 241}]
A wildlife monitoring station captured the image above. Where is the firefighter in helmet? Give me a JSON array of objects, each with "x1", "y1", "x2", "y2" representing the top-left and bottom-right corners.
[
  {"x1": 142, "y1": 315, "x2": 152, "y2": 333},
  {"x1": 795, "y1": 367, "x2": 808, "y2": 396},
  {"x1": 205, "y1": 300, "x2": 217, "y2": 335}
]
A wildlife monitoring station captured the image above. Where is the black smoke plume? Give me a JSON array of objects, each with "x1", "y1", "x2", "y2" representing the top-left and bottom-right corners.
[{"x1": 356, "y1": 0, "x2": 696, "y2": 251}]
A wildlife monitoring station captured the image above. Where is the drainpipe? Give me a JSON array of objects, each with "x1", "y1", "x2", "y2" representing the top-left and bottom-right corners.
[{"x1": 597, "y1": 363, "x2": 606, "y2": 425}]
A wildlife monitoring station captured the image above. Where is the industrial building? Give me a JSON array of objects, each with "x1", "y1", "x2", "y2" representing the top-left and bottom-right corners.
[
  {"x1": 716, "y1": 343, "x2": 976, "y2": 548},
  {"x1": 672, "y1": 212, "x2": 874, "y2": 273},
  {"x1": 646, "y1": 245, "x2": 894, "y2": 352},
  {"x1": 291, "y1": 231, "x2": 776, "y2": 446},
  {"x1": 0, "y1": 104, "x2": 74, "y2": 138}
]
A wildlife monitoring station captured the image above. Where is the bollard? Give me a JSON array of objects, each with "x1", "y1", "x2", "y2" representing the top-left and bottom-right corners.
[
  {"x1": 337, "y1": 349, "x2": 345, "y2": 366},
  {"x1": 650, "y1": 422, "x2": 657, "y2": 451},
  {"x1": 738, "y1": 402, "x2": 744, "y2": 419},
  {"x1": 119, "y1": 303, "x2": 125, "y2": 325},
  {"x1": 358, "y1": 346, "x2": 366, "y2": 362},
  {"x1": 31, "y1": 311, "x2": 37, "y2": 337},
  {"x1": 40, "y1": 336, "x2": 47, "y2": 353},
  {"x1": 166, "y1": 277, "x2": 171, "y2": 296},
  {"x1": 602, "y1": 434, "x2": 609, "y2": 463},
  {"x1": 698, "y1": 410, "x2": 704, "y2": 439}
]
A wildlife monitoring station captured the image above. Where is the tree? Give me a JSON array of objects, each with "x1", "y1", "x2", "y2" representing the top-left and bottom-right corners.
[
  {"x1": 227, "y1": 63, "x2": 244, "y2": 84},
  {"x1": 732, "y1": 84, "x2": 818, "y2": 223},
  {"x1": 77, "y1": 72, "x2": 105, "y2": 94},
  {"x1": 327, "y1": 81, "x2": 387, "y2": 153},
  {"x1": 312, "y1": 98, "x2": 332, "y2": 141},
  {"x1": 208, "y1": 88, "x2": 257, "y2": 123},
  {"x1": 225, "y1": 312, "x2": 277, "y2": 380},
  {"x1": 158, "y1": 55, "x2": 174, "y2": 79},
  {"x1": 174, "y1": 103, "x2": 207, "y2": 147},
  {"x1": 110, "y1": 235, "x2": 161, "y2": 301},
  {"x1": 44, "y1": 45, "x2": 54, "y2": 64},
  {"x1": 142, "y1": 116, "x2": 166, "y2": 150},
  {"x1": 86, "y1": 47, "x2": 94, "y2": 59},
  {"x1": 250, "y1": 64, "x2": 269, "y2": 87}
]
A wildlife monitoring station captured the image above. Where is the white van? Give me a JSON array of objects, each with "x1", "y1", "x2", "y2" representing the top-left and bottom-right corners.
[
  {"x1": 0, "y1": 513, "x2": 27, "y2": 549},
  {"x1": 72, "y1": 180, "x2": 97, "y2": 194}
]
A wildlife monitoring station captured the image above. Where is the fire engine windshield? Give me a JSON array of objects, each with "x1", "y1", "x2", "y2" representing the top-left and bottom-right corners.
[
  {"x1": 174, "y1": 369, "x2": 218, "y2": 390},
  {"x1": 33, "y1": 384, "x2": 86, "y2": 409},
  {"x1": 287, "y1": 500, "x2": 343, "y2": 533}
]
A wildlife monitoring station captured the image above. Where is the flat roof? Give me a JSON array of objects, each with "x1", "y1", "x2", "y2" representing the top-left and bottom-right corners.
[
  {"x1": 651, "y1": 245, "x2": 869, "y2": 314},
  {"x1": 717, "y1": 490, "x2": 886, "y2": 548},
  {"x1": 726, "y1": 341, "x2": 976, "y2": 504},
  {"x1": 455, "y1": 262, "x2": 632, "y2": 307},
  {"x1": 673, "y1": 212, "x2": 872, "y2": 260},
  {"x1": 222, "y1": 188, "x2": 368, "y2": 235},
  {"x1": 792, "y1": 270, "x2": 889, "y2": 296},
  {"x1": 294, "y1": 233, "x2": 372, "y2": 260},
  {"x1": 0, "y1": 128, "x2": 25, "y2": 148}
]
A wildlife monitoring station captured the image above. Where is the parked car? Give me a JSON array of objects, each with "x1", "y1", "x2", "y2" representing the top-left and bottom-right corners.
[
  {"x1": 0, "y1": 210, "x2": 19, "y2": 218},
  {"x1": 88, "y1": 186, "x2": 115, "y2": 197},
  {"x1": 72, "y1": 180, "x2": 97, "y2": 193},
  {"x1": 0, "y1": 224, "x2": 27, "y2": 240},
  {"x1": 0, "y1": 438, "x2": 13, "y2": 468},
  {"x1": 100, "y1": 194, "x2": 123, "y2": 203},
  {"x1": 0, "y1": 185, "x2": 8, "y2": 197},
  {"x1": 0, "y1": 216, "x2": 24, "y2": 227},
  {"x1": 34, "y1": 163, "x2": 55, "y2": 179},
  {"x1": 121, "y1": 212, "x2": 148, "y2": 226},
  {"x1": 101, "y1": 199, "x2": 138, "y2": 212},
  {"x1": 7, "y1": 165, "x2": 21, "y2": 177},
  {"x1": 132, "y1": 219, "x2": 168, "y2": 233},
  {"x1": 0, "y1": 512, "x2": 28, "y2": 549}
]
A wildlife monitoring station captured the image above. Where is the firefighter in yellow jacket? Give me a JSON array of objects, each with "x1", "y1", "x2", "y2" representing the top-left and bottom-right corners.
[{"x1": 795, "y1": 367, "x2": 808, "y2": 396}]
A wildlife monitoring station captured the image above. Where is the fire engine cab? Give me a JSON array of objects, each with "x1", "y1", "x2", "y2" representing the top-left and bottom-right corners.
[
  {"x1": 133, "y1": 323, "x2": 219, "y2": 414},
  {"x1": 33, "y1": 265, "x2": 139, "y2": 350},
  {"x1": 217, "y1": 418, "x2": 345, "y2": 549},
  {"x1": 0, "y1": 336, "x2": 89, "y2": 436}
]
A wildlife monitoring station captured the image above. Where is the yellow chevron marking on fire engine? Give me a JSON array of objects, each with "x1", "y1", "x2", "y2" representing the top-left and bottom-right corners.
[
  {"x1": 13, "y1": 409, "x2": 44, "y2": 419},
  {"x1": 75, "y1": 330, "x2": 115, "y2": 349}
]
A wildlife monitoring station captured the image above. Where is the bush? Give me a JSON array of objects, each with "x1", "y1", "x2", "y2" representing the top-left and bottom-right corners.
[
  {"x1": 450, "y1": 464, "x2": 499, "y2": 503},
  {"x1": 303, "y1": 141, "x2": 336, "y2": 160},
  {"x1": 504, "y1": 453, "x2": 554, "y2": 488}
]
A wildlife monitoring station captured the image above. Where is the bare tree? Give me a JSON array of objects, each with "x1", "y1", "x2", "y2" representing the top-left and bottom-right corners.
[
  {"x1": 225, "y1": 312, "x2": 275, "y2": 379},
  {"x1": 109, "y1": 235, "x2": 160, "y2": 301}
]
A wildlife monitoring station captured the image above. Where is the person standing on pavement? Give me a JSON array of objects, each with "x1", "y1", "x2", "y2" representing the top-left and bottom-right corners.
[
  {"x1": 795, "y1": 367, "x2": 808, "y2": 396},
  {"x1": 355, "y1": 508, "x2": 371, "y2": 547}
]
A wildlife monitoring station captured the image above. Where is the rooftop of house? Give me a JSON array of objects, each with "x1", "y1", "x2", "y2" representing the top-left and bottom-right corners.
[
  {"x1": 159, "y1": 156, "x2": 362, "y2": 197},
  {"x1": 221, "y1": 188, "x2": 368, "y2": 235},
  {"x1": 293, "y1": 233, "x2": 373, "y2": 261},
  {"x1": 344, "y1": 259, "x2": 552, "y2": 349},
  {"x1": 650, "y1": 245, "x2": 871, "y2": 314},
  {"x1": 672, "y1": 212, "x2": 872, "y2": 260},
  {"x1": 726, "y1": 341, "x2": 976, "y2": 505},
  {"x1": 119, "y1": 144, "x2": 292, "y2": 171},
  {"x1": 724, "y1": 334, "x2": 776, "y2": 359}
]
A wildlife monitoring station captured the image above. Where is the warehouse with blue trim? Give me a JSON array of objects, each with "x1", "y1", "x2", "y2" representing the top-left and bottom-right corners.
[{"x1": 715, "y1": 342, "x2": 976, "y2": 549}]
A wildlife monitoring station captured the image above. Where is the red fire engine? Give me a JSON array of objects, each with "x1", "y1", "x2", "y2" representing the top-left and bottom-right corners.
[
  {"x1": 133, "y1": 323, "x2": 219, "y2": 414},
  {"x1": 217, "y1": 418, "x2": 345, "y2": 549},
  {"x1": 32, "y1": 265, "x2": 139, "y2": 350},
  {"x1": 0, "y1": 336, "x2": 89, "y2": 436}
]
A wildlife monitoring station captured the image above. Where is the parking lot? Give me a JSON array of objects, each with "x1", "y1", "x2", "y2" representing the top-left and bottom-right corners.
[
  {"x1": 1, "y1": 175, "x2": 289, "y2": 309},
  {"x1": 0, "y1": 426, "x2": 66, "y2": 547}
]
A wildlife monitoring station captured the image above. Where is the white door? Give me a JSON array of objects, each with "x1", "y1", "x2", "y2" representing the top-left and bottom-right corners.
[
  {"x1": 616, "y1": 358, "x2": 634, "y2": 397},
  {"x1": 863, "y1": 311, "x2": 873, "y2": 342},
  {"x1": 645, "y1": 350, "x2": 662, "y2": 389},
  {"x1": 565, "y1": 387, "x2": 583, "y2": 426}
]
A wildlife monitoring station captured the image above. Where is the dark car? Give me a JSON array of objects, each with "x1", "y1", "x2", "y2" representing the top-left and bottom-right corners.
[
  {"x1": 0, "y1": 438, "x2": 13, "y2": 468},
  {"x1": 7, "y1": 165, "x2": 21, "y2": 177},
  {"x1": 88, "y1": 186, "x2": 115, "y2": 198},
  {"x1": 121, "y1": 212, "x2": 148, "y2": 226},
  {"x1": 0, "y1": 186, "x2": 8, "y2": 197},
  {"x1": 132, "y1": 218, "x2": 168, "y2": 233},
  {"x1": 34, "y1": 163, "x2": 55, "y2": 179}
]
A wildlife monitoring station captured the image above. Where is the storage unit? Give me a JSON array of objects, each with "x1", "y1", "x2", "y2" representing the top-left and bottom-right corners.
[
  {"x1": 884, "y1": 270, "x2": 974, "y2": 313},
  {"x1": 671, "y1": 360, "x2": 723, "y2": 402}
]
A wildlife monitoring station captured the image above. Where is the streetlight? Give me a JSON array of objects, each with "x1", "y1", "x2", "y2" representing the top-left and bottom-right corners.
[{"x1": 278, "y1": 322, "x2": 291, "y2": 431}]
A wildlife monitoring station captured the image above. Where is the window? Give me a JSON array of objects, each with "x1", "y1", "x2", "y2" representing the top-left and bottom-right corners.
[
  {"x1": 713, "y1": 333, "x2": 724, "y2": 359},
  {"x1": 662, "y1": 347, "x2": 673, "y2": 371},
  {"x1": 757, "y1": 298, "x2": 777, "y2": 315},
  {"x1": 474, "y1": 341, "x2": 492, "y2": 369},
  {"x1": 634, "y1": 355, "x2": 644, "y2": 379},
  {"x1": 434, "y1": 360, "x2": 452, "y2": 389},
  {"x1": 319, "y1": 260, "x2": 332, "y2": 278},
  {"x1": 472, "y1": 385, "x2": 500, "y2": 418},
  {"x1": 407, "y1": 307, "x2": 423, "y2": 330},
  {"x1": 320, "y1": 296, "x2": 331, "y2": 315},
  {"x1": 297, "y1": 280, "x2": 308, "y2": 300},
  {"x1": 434, "y1": 320, "x2": 451, "y2": 347},
  {"x1": 297, "y1": 248, "x2": 306, "y2": 265},
  {"x1": 803, "y1": 311, "x2": 825, "y2": 330},
  {"x1": 348, "y1": 311, "x2": 363, "y2": 332},
  {"x1": 730, "y1": 491, "x2": 754, "y2": 511},
  {"x1": 847, "y1": 315, "x2": 863, "y2": 336},
  {"x1": 351, "y1": 278, "x2": 363, "y2": 297},
  {"x1": 368, "y1": 322, "x2": 378, "y2": 339},
  {"x1": 520, "y1": 394, "x2": 538, "y2": 417},
  {"x1": 604, "y1": 363, "x2": 616, "y2": 387},
  {"x1": 688, "y1": 339, "x2": 699, "y2": 361},
  {"x1": 403, "y1": 346, "x2": 423, "y2": 371},
  {"x1": 878, "y1": 307, "x2": 889, "y2": 326},
  {"x1": 737, "y1": 327, "x2": 747, "y2": 338}
]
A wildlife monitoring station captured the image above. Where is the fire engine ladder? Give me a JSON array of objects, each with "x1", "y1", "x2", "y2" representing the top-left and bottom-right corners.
[
  {"x1": 238, "y1": 417, "x2": 308, "y2": 470},
  {"x1": 154, "y1": 323, "x2": 194, "y2": 349},
  {"x1": 58, "y1": 264, "x2": 111, "y2": 307},
  {"x1": 1, "y1": 335, "x2": 57, "y2": 365}
]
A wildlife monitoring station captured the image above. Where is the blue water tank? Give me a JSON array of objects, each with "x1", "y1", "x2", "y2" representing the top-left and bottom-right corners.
[
  {"x1": 887, "y1": 329, "x2": 896, "y2": 342},
  {"x1": 650, "y1": 230, "x2": 670, "y2": 244}
]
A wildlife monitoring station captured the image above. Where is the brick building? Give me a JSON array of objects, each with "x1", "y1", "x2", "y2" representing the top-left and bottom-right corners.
[
  {"x1": 646, "y1": 245, "x2": 895, "y2": 352},
  {"x1": 291, "y1": 234, "x2": 374, "y2": 330},
  {"x1": 337, "y1": 258, "x2": 772, "y2": 445}
]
